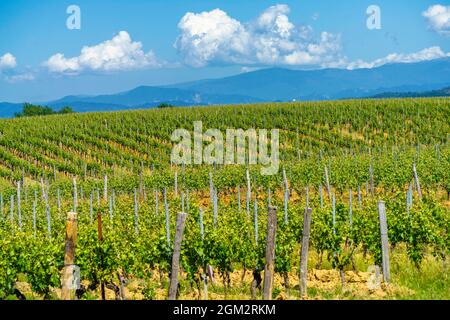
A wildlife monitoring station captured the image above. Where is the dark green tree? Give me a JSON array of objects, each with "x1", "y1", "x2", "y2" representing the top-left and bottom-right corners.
[
  {"x1": 15, "y1": 103, "x2": 54, "y2": 117},
  {"x1": 14, "y1": 103, "x2": 75, "y2": 117},
  {"x1": 58, "y1": 106, "x2": 75, "y2": 114}
]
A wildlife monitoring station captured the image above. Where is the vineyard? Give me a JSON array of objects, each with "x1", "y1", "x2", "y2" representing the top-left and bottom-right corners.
[{"x1": 0, "y1": 98, "x2": 449, "y2": 300}]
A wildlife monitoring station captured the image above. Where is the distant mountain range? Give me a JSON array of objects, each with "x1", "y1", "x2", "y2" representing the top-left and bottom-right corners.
[
  {"x1": 1, "y1": 58, "x2": 449, "y2": 118},
  {"x1": 166, "y1": 58, "x2": 450, "y2": 101},
  {"x1": 368, "y1": 86, "x2": 450, "y2": 99}
]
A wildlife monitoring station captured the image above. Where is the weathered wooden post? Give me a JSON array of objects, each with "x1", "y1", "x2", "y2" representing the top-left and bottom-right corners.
[
  {"x1": 199, "y1": 207, "x2": 208, "y2": 300},
  {"x1": 45, "y1": 194, "x2": 51, "y2": 238},
  {"x1": 319, "y1": 184, "x2": 323, "y2": 209},
  {"x1": 357, "y1": 185, "x2": 362, "y2": 207},
  {"x1": 281, "y1": 188, "x2": 288, "y2": 224},
  {"x1": 369, "y1": 164, "x2": 374, "y2": 197},
  {"x1": 305, "y1": 185, "x2": 309, "y2": 209},
  {"x1": 57, "y1": 189, "x2": 61, "y2": 212},
  {"x1": 412, "y1": 163, "x2": 422, "y2": 200},
  {"x1": 103, "y1": 174, "x2": 108, "y2": 202},
  {"x1": 237, "y1": 185, "x2": 241, "y2": 213},
  {"x1": 324, "y1": 166, "x2": 331, "y2": 200},
  {"x1": 168, "y1": 212, "x2": 187, "y2": 300},
  {"x1": 181, "y1": 192, "x2": 185, "y2": 213},
  {"x1": 155, "y1": 189, "x2": 159, "y2": 216},
  {"x1": 246, "y1": 169, "x2": 251, "y2": 218},
  {"x1": 331, "y1": 193, "x2": 336, "y2": 265},
  {"x1": 89, "y1": 192, "x2": 93, "y2": 223},
  {"x1": 97, "y1": 212, "x2": 106, "y2": 300},
  {"x1": 61, "y1": 212, "x2": 78, "y2": 300},
  {"x1": 254, "y1": 197, "x2": 258, "y2": 245},
  {"x1": 332, "y1": 194, "x2": 336, "y2": 236},
  {"x1": 174, "y1": 171, "x2": 178, "y2": 198},
  {"x1": 283, "y1": 168, "x2": 289, "y2": 224},
  {"x1": 109, "y1": 195, "x2": 113, "y2": 221},
  {"x1": 40, "y1": 177, "x2": 45, "y2": 201},
  {"x1": 32, "y1": 197, "x2": 37, "y2": 238},
  {"x1": 17, "y1": 181, "x2": 22, "y2": 231},
  {"x1": 349, "y1": 189, "x2": 353, "y2": 226},
  {"x1": 134, "y1": 188, "x2": 139, "y2": 235},
  {"x1": 377, "y1": 201, "x2": 390, "y2": 283},
  {"x1": 209, "y1": 171, "x2": 214, "y2": 205},
  {"x1": 263, "y1": 206, "x2": 277, "y2": 300},
  {"x1": 406, "y1": 183, "x2": 413, "y2": 217},
  {"x1": 139, "y1": 170, "x2": 144, "y2": 200},
  {"x1": 80, "y1": 186, "x2": 84, "y2": 203},
  {"x1": 299, "y1": 208, "x2": 312, "y2": 299},
  {"x1": 73, "y1": 178, "x2": 78, "y2": 213},
  {"x1": 213, "y1": 188, "x2": 218, "y2": 229},
  {"x1": 164, "y1": 188, "x2": 170, "y2": 246},
  {"x1": 282, "y1": 168, "x2": 288, "y2": 191},
  {"x1": 9, "y1": 195, "x2": 14, "y2": 223}
]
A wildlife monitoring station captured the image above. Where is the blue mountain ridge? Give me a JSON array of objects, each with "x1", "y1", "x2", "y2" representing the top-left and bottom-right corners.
[
  {"x1": 166, "y1": 58, "x2": 450, "y2": 100},
  {"x1": 0, "y1": 58, "x2": 449, "y2": 118}
]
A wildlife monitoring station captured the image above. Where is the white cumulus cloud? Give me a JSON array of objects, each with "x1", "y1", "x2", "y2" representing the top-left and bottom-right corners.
[
  {"x1": 0, "y1": 53, "x2": 35, "y2": 82},
  {"x1": 175, "y1": 9, "x2": 251, "y2": 67},
  {"x1": 345, "y1": 46, "x2": 450, "y2": 70},
  {"x1": 44, "y1": 31, "x2": 163, "y2": 74},
  {"x1": 175, "y1": 5, "x2": 343, "y2": 67},
  {"x1": 0, "y1": 53, "x2": 17, "y2": 70},
  {"x1": 423, "y1": 4, "x2": 450, "y2": 36}
]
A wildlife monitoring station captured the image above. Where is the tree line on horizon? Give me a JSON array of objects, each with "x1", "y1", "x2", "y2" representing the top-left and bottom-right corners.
[{"x1": 14, "y1": 103, "x2": 75, "y2": 118}]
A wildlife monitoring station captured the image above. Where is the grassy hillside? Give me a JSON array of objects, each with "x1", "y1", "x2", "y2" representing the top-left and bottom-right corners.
[
  {"x1": 0, "y1": 98, "x2": 449, "y2": 300},
  {"x1": 0, "y1": 98, "x2": 448, "y2": 184}
]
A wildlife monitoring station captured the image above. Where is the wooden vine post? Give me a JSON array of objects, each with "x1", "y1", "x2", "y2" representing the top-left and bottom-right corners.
[
  {"x1": 369, "y1": 164, "x2": 375, "y2": 197},
  {"x1": 97, "y1": 211, "x2": 106, "y2": 300},
  {"x1": 377, "y1": 201, "x2": 390, "y2": 283},
  {"x1": 412, "y1": 163, "x2": 422, "y2": 200},
  {"x1": 61, "y1": 212, "x2": 78, "y2": 300},
  {"x1": 199, "y1": 208, "x2": 208, "y2": 300},
  {"x1": 324, "y1": 166, "x2": 331, "y2": 200},
  {"x1": 263, "y1": 206, "x2": 277, "y2": 300},
  {"x1": 168, "y1": 212, "x2": 187, "y2": 300},
  {"x1": 299, "y1": 208, "x2": 312, "y2": 299}
]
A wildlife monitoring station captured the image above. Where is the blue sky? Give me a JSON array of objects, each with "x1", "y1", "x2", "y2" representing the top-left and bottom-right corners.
[{"x1": 0, "y1": 0, "x2": 449, "y2": 102}]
